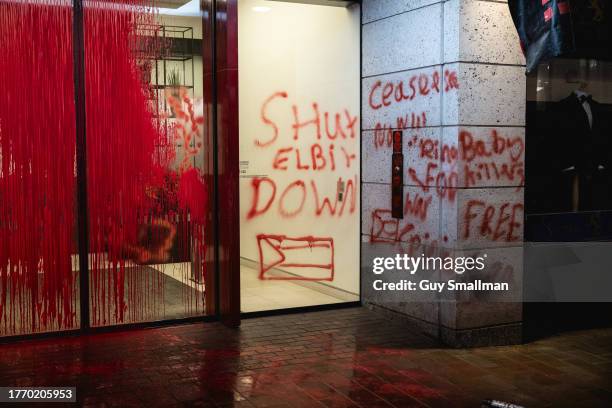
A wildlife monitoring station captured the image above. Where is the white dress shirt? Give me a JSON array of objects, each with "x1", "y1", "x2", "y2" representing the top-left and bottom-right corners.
[{"x1": 575, "y1": 90, "x2": 593, "y2": 129}]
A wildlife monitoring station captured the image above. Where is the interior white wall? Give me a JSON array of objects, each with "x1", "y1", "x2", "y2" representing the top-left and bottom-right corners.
[{"x1": 238, "y1": 0, "x2": 361, "y2": 295}]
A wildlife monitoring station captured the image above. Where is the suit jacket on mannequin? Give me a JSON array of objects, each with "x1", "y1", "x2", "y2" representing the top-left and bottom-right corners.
[{"x1": 551, "y1": 92, "x2": 612, "y2": 211}]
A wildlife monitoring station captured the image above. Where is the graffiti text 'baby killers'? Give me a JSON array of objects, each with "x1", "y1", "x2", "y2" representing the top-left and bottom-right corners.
[{"x1": 248, "y1": 92, "x2": 359, "y2": 220}]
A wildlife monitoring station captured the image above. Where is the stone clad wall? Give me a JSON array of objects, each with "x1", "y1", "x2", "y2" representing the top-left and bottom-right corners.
[{"x1": 361, "y1": 0, "x2": 527, "y2": 346}]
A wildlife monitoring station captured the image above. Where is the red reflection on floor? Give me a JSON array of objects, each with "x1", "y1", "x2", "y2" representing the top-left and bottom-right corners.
[{"x1": 1, "y1": 308, "x2": 611, "y2": 407}]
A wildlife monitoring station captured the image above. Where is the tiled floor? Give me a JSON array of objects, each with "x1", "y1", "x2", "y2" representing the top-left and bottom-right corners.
[
  {"x1": 1, "y1": 308, "x2": 611, "y2": 407},
  {"x1": 240, "y1": 264, "x2": 357, "y2": 312},
  {"x1": 3, "y1": 262, "x2": 205, "y2": 337}
]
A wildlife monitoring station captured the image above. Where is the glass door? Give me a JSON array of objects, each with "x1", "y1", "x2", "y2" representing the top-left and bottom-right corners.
[
  {"x1": 238, "y1": 0, "x2": 361, "y2": 312},
  {"x1": 0, "y1": 0, "x2": 80, "y2": 337},
  {"x1": 83, "y1": 0, "x2": 210, "y2": 326}
]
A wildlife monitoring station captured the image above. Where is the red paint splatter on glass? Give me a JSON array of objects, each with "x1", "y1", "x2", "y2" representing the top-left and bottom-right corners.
[{"x1": 0, "y1": 0, "x2": 208, "y2": 335}]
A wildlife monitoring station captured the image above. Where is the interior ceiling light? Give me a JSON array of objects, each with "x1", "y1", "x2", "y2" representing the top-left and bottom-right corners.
[{"x1": 157, "y1": 0, "x2": 201, "y2": 16}]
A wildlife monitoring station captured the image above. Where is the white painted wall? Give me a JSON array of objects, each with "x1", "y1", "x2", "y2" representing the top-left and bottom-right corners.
[{"x1": 238, "y1": 0, "x2": 360, "y2": 295}]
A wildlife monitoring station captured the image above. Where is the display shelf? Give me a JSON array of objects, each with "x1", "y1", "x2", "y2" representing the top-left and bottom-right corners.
[{"x1": 135, "y1": 23, "x2": 196, "y2": 123}]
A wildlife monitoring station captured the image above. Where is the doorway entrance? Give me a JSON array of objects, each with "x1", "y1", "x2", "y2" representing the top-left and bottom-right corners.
[{"x1": 237, "y1": 0, "x2": 361, "y2": 313}]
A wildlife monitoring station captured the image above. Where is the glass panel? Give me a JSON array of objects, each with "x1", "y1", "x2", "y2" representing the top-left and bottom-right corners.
[
  {"x1": 526, "y1": 58, "x2": 612, "y2": 241},
  {"x1": 238, "y1": 0, "x2": 361, "y2": 312},
  {"x1": 84, "y1": 0, "x2": 209, "y2": 326},
  {"x1": 0, "y1": 0, "x2": 79, "y2": 336}
]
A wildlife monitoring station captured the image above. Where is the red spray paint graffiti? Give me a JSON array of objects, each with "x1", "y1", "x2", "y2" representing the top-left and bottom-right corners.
[
  {"x1": 257, "y1": 235, "x2": 334, "y2": 281},
  {"x1": 248, "y1": 93, "x2": 358, "y2": 281},
  {"x1": 368, "y1": 125, "x2": 524, "y2": 253},
  {"x1": 398, "y1": 129, "x2": 524, "y2": 212},
  {"x1": 246, "y1": 176, "x2": 358, "y2": 220},
  {"x1": 271, "y1": 143, "x2": 356, "y2": 172},
  {"x1": 257, "y1": 91, "x2": 358, "y2": 146},
  {"x1": 374, "y1": 112, "x2": 428, "y2": 149},
  {"x1": 369, "y1": 208, "x2": 450, "y2": 258},
  {"x1": 368, "y1": 71, "x2": 443, "y2": 110},
  {"x1": 368, "y1": 69, "x2": 459, "y2": 150},
  {"x1": 165, "y1": 87, "x2": 205, "y2": 172},
  {"x1": 463, "y1": 200, "x2": 523, "y2": 242}
]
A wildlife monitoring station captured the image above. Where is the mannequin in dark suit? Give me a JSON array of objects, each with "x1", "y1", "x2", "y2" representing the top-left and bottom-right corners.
[{"x1": 552, "y1": 87, "x2": 612, "y2": 212}]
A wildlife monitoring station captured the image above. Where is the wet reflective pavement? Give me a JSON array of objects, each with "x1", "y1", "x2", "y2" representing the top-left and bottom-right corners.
[{"x1": 1, "y1": 308, "x2": 611, "y2": 407}]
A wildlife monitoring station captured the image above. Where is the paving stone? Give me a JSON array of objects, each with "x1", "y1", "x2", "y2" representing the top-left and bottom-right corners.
[{"x1": 0, "y1": 308, "x2": 611, "y2": 407}]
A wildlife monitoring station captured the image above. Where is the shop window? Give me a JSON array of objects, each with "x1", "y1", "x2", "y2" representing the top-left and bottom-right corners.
[
  {"x1": 0, "y1": 0, "x2": 79, "y2": 336},
  {"x1": 526, "y1": 58, "x2": 612, "y2": 241},
  {"x1": 0, "y1": 0, "x2": 212, "y2": 338},
  {"x1": 84, "y1": 0, "x2": 209, "y2": 326},
  {"x1": 238, "y1": 0, "x2": 361, "y2": 312}
]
